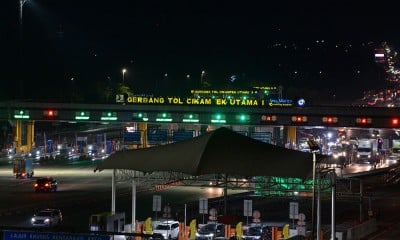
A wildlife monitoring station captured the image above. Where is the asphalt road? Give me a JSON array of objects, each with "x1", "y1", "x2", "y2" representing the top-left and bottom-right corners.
[
  {"x1": 0, "y1": 158, "x2": 246, "y2": 232},
  {"x1": 0, "y1": 157, "x2": 399, "y2": 238}
]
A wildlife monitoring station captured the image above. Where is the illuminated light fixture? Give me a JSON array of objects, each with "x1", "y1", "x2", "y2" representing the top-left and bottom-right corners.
[
  {"x1": 236, "y1": 114, "x2": 250, "y2": 123},
  {"x1": 101, "y1": 112, "x2": 118, "y2": 121},
  {"x1": 75, "y1": 111, "x2": 90, "y2": 120},
  {"x1": 261, "y1": 115, "x2": 277, "y2": 122},
  {"x1": 355, "y1": 117, "x2": 372, "y2": 125},
  {"x1": 291, "y1": 115, "x2": 307, "y2": 123},
  {"x1": 211, "y1": 114, "x2": 226, "y2": 123},
  {"x1": 322, "y1": 116, "x2": 338, "y2": 124},
  {"x1": 43, "y1": 110, "x2": 58, "y2": 118},
  {"x1": 156, "y1": 112, "x2": 172, "y2": 122},
  {"x1": 392, "y1": 118, "x2": 399, "y2": 126},
  {"x1": 132, "y1": 112, "x2": 148, "y2": 122},
  {"x1": 182, "y1": 114, "x2": 199, "y2": 123},
  {"x1": 14, "y1": 110, "x2": 30, "y2": 119}
]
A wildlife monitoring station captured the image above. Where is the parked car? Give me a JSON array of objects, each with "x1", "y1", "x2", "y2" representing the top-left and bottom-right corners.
[
  {"x1": 34, "y1": 177, "x2": 58, "y2": 192},
  {"x1": 195, "y1": 222, "x2": 225, "y2": 240},
  {"x1": 31, "y1": 208, "x2": 63, "y2": 227},
  {"x1": 152, "y1": 220, "x2": 180, "y2": 239}
]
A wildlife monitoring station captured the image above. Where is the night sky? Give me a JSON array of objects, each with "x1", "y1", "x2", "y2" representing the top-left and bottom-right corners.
[{"x1": 2, "y1": 1, "x2": 399, "y2": 103}]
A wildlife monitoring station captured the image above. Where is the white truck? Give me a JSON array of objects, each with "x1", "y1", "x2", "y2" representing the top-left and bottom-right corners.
[{"x1": 357, "y1": 139, "x2": 378, "y2": 164}]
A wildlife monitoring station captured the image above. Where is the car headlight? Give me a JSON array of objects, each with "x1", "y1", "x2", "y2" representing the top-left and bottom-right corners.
[
  {"x1": 31, "y1": 218, "x2": 36, "y2": 223},
  {"x1": 44, "y1": 218, "x2": 50, "y2": 223}
]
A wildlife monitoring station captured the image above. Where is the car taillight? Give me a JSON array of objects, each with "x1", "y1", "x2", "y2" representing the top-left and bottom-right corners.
[
  {"x1": 22, "y1": 173, "x2": 26, "y2": 177},
  {"x1": 45, "y1": 183, "x2": 49, "y2": 187},
  {"x1": 34, "y1": 183, "x2": 38, "y2": 187}
]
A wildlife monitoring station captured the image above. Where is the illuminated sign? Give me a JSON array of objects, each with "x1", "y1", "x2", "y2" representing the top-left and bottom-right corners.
[
  {"x1": 322, "y1": 116, "x2": 338, "y2": 124},
  {"x1": 75, "y1": 111, "x2": 90, "y2": 120},
  {"x1": 101, "y1": 112, "x2": 118, "y2": 121},
  {"x1": 211, "y1": 114, "x2": 226, "y2": 123},
  {"x1": 356, "y1": 117, "x2": 372, "y2": 125},
  {"x1": 122, "y1": 96, "x2": 297, "y2": 108},
  {"x1": 261, "y1": 115, "x2": 277, "y2": 122},
  {"x1": 3, "y1": 230, "x2": 110, "y2": 240},
  {"x1": 132, "y1": 112, "x2": 148, "y2": 121},
  {"x1": 14, "y1": 110, "x2": 30, "y2": 119},
  {"x1": 236, "y1": 114, "x2": 250, "y2": 123},
  {"x1": 156, "y1": 113, "x2": 172, "y2": 122},
  {"x1": 182, "y1": 114, "x2": 199, "y2": 123},
  {"x1": 269, "y1": 99, "x2": 293, "y2": 107}
]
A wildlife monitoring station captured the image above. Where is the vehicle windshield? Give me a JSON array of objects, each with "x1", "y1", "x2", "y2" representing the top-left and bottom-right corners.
[
  {"x1": 36, "y1": 179, "x2": 51, "y2": 184},
  {"x1": 244, "y1": 226, "x2": 261, "y2": 236},
  {"x1": 156, "y1": 225, "x2": 171, "y2": 230},
  {"x1": 37, "y1": 211, "x2": 52, "y2": 216},
  {"x1": 200, "y1": 224, "x2": 217, "y2": 232}
]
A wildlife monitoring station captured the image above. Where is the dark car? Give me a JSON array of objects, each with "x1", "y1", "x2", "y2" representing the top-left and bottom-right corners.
[
  {"x1": 34, "y1": 177, "x2": 58, "y2": 192},
  {"x1": 242, "y1": 224, "x2": 272, "y2": 240},
  {"x1": 195, "y1": 223, "x2": 225, "y2": 240}
]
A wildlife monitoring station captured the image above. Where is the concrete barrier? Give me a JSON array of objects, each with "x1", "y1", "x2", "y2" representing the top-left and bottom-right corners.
[{"x1": 346, "y1": 219, "x2": 377, "y2": 240}]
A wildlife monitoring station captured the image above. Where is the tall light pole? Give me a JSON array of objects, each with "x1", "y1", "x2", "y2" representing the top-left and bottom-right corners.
[
  {"x1": 20, "y1": 0, "x2": 28, "y2": 25},
  {"x1": 200, "y1": 70, "x2": 205, "y2": 85},
  {"x1": 307, "y1": 140, "x2": 320, "y2": 240},
  {"x1": 19, "y1": 0, "x2": 28, "y2": 97},
  {"x1": 122, "y1": 68, "x2": 127, "y2": 84}
]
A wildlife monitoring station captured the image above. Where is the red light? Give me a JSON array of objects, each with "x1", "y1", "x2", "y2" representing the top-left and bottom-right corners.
[
  {"x1": 43, "y1": 110, "x2": 58, "y2": 117},
  {"x1": 392, "y1": 118, "x2": 399, "y2": 125},
  {"x1": 322, "y1": 116, "x2": 338, "y2": 123},
  {"x1": 261, "y1": 115, "x2": 277, "y2": 122},
  {"x1": 291, "y1": 116, "x2": 307, "y2": 123},
  {"x1": 356, "y1": 117, "x2": 372, "y2": 125}
]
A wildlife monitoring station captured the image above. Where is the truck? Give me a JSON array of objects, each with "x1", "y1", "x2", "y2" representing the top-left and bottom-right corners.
[
  {"x1": 13, "y1": 157, "x2": 34, "y2": 178},
  {"x1": 357, "y1": 139, "x2": 378, "y2": 164}
]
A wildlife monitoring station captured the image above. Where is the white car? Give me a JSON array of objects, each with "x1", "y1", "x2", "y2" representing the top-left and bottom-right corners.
[
  {"x1": 31, "y1": 209, "x2": 63, "y2": 227},
  {"x1": 152, "y1": 220, "x2": 180, "y2": 240}
]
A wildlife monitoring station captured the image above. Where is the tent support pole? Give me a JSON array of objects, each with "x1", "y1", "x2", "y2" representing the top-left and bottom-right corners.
[
  {"x1": 331, "y1": 170, "x2": 336, "y2": 240},
  {"x1": 224, "y1": 174, "x2": 228, "y2": 215},
  {"x1": 112, "y1": 168, "x2": 116, "y2": 215},
  {"x1": 132, "y1": 178, "x2": 136, "y2": 232}
]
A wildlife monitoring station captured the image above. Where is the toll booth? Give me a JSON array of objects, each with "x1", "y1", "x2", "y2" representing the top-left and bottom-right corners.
[{"x1": 89, "y1": 212, "x2": 125, "y2": 233}]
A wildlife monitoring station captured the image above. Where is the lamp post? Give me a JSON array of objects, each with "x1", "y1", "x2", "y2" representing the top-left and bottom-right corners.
[
  {"x1": 19, "y1": 0, "x2": 28, "y2": 97},
  {"x1": 200, "y1": 70, "x2": 205, "y2": 85},
  {"x1": 122, "y1": 68, "x2": 127, "y2": 84},
  {"x1": 307, "y1": 140, "x2": 320, "y2": 240},
  {"x1": 19, "y1": 0, "x2": 29, "y2": 26}
]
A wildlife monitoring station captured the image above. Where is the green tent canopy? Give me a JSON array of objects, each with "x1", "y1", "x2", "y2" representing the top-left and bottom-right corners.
[{"x1": 95, "y1": 127, "x2": 315, "y2": 179}]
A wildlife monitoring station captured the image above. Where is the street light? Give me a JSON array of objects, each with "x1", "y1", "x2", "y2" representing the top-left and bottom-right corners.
[
  {"x1": 307, "y1": 139, "x2": 320, "y2": 240},
  {"x1": 200, "y1": 70, "x2": 205, "y2": 85},
  {"x1": 19, "y1": 0, "x2": 29, "y2": 97},
  {"x1": 122, "y1": 69, "x2": 127, "y2": 84}
]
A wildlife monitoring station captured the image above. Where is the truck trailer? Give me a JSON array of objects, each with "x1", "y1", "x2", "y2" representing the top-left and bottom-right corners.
[{"x1": 13, "y1": 157, "x2": 34, "y2": 178}]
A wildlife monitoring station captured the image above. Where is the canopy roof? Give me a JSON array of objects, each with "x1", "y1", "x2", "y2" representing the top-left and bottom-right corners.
[{"x1": 95, "y1": 127, "x2": 315, "y2": 179}]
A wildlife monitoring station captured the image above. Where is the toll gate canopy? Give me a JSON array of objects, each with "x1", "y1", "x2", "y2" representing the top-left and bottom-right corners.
[{"x1": 95, "y1": 127, "x2": 316, "y2": 179}]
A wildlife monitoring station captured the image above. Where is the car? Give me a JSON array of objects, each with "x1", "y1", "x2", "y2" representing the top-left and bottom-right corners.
[
  {"x1": 31, "y1": 208, "x2": 63, "y2": 227},
  {"x1": 34, "y1": 177, "x2": 58, "y2": 192},
  {"x1": 242, "y1": 224, "x2": 272, "y2": 240},
  {"x1": 195, "y1": 222, "x2": 225, "y2": 240},
  {"x1": 386, "y1": 155, "x2": 399, "y2": 164},
  {"x1": 152, "y1": 220, "x2": 180, "y2": 239}
]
